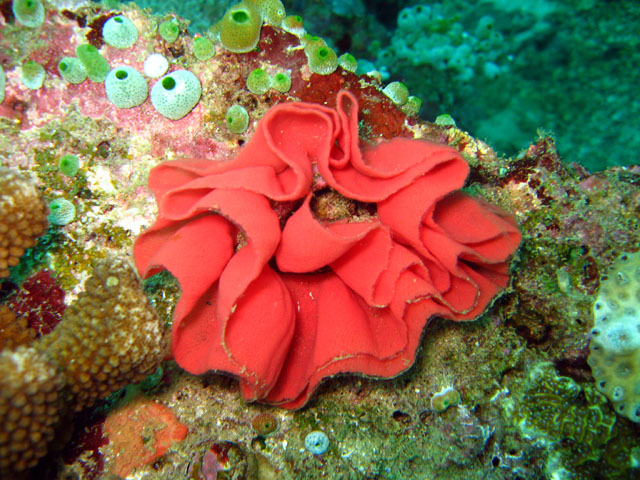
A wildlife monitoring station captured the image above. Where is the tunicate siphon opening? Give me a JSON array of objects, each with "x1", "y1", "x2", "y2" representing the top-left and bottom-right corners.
[
  {"x1": 232, "y1": 11, "x2": 249, "y2": 23},
  {"x1": 162, "y1": 77, "x2": 176, "y2": 90}
]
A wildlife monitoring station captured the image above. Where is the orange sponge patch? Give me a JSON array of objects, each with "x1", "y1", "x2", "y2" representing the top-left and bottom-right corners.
[{"x1": 104, "y1": 398, "x2": 188, "y2": 476}]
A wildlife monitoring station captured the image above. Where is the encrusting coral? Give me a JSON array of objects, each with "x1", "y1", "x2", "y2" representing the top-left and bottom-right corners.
[
  {"x1": 0, "y1": 167, "x2": 49, "y2": 278},
  {"x1": 0, "y1": 257, "x2": 166, "y2": 476}
]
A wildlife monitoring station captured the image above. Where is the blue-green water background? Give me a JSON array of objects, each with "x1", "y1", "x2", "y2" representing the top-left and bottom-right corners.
[{"x1": 124, "y1": 0, "x2": 640, "y2": 172}]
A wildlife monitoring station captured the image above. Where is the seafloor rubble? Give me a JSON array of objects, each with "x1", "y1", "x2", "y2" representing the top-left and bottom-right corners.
[{"x1": 0, "y1": 1, "x2": 639, "y2": 479}]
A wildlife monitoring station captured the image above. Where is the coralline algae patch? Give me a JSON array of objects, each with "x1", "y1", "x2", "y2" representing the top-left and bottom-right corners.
[{"x1": 103, "y1": 397, "x2": 188, "y2": 477}]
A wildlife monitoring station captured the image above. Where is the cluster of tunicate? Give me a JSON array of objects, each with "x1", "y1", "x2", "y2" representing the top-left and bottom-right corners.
[
  {"x1": 0, "y1": 257, "x2": 166, "y2": 475},
  {"x1": 587, "y1": 251, "x2": 640, "y2": 422},
  {"x1": 58, "y1": 44, "x2": 109, "y2": 84},
  {"x1": 55, "y1": 10, "x2": 204, "y2": 119},
  {"x1": 376, "y1": 4, "x2": 506, "y2": 85},
  {"x1": 212, "y1": 2, "x2": 347, "y2": 80},
  {"x1": 245, "y1": 68, "x2": 291, "y2": 95},
  {"x1": 63, "y1": 10, "x2": 207, "y2": 119},
  {"x1": 0, "y1": 167, "x2": 49, "y2": 278}
]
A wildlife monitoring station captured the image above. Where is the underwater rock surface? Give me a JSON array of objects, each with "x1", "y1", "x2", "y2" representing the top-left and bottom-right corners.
[{"x1": 0, "y1": 1, "x2": 639, "y2": 479}]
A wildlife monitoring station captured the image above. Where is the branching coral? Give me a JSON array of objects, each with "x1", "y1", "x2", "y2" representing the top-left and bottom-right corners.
[
  {"x1": 0, "y1": 167, "x2": 49, "y2": 278},
  {"x1": 0, "y1": 345, "x2": 65, "y2": 474},
  {"x1": 38, "y1": 256, "x2": 166, "y2": 411},
  {"x1": 0, "y1": 257, "x2": 166, "y2": 476}
]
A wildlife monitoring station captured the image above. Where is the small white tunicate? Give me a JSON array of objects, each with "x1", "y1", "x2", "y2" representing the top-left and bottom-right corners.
[
  {"x1": 144, "y1": 53, "x2": 169, "y2": 78},
  {"x1": 305, "y1": 431, "x2": 329, "y2": 455}
]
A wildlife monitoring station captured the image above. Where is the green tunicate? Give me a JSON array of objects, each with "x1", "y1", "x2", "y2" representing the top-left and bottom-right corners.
[
  {"x1": 151, "y1": 70, "x2": 202, "y2": 120},
  {"x1": 305, "y1": 43, "x2": 338, "y2": 75},
  {"x1": 435, "y1": 114, "x2": 456, "y2": 126},
  {"x1": 58, "y1": 57, "x2": 87, "y2": 84},
  {"x1": 338, "y1": 53, "x2": 357, "y2": 73},
  {"x1": 271, "y1": 72, "x2": 291, "y2": 93},
  {"x1": 12, "y1": 0, "x2": 45, "y2": 28},
  {"x1": 225, "y1": 104, "x2": 249, "y2": 133},
  {"x1": 48, "y1": 198, "x2": 76, "y2": 226},
  {"x1": 382, "y1": 81, "x2": 409, "y2": 106},
  {"x1": 217, "y1": 1, "x2": 262, "y2": 53},
  {"x1": 76, "y1": 44, "x2": 110, "y2": 82},
  {"x1": 430, "y1": 387, "x2": 461, "y2": 412},
  {"x1": 58, "y1": 154, "x2": 80, "y2": 177},
  {"x1": 192, "y1": 36, "x2": 215, "y2": 61},
  {"x1": 403, "y1": 95, "x2": 422, "y2": 116},
  {"x1": 248, "y1": 0, "x2": 286, "y2": 26},
  {"x1": 102, "y1": 15, "x2": 138, "y2": 49},
  {"x1": 105, "y1": 66, "x2": 148, "y2": 108},
  {"x1": 158, "y1": 19, "x2": 179, "y2": 43},
  {"x1": 302, "y1": 34, "x2": 324, "y2": 49},
  {"x1": 246, "y1": 68, "x2": 272, "y2": 95},
  {"x1": 21, "y1": 60, "x2": 46, "y2": 90},
  {"x1": 281, "y1": 15, "x2": 305, "y2": 37}
]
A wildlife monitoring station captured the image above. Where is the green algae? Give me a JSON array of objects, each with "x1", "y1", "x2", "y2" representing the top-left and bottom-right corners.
[
  {"x1": 507, "y1": 363, "x2": 626, "y2": 477},
  {"x1": 507, "y1": 362, "x2": 640, "y2": 477},
  {"x1": 514, "y1": 363, "x2": 616, "y2": 459},
  {"x1": 142, "y1": 270, "x2": 180, "y2": 328}
]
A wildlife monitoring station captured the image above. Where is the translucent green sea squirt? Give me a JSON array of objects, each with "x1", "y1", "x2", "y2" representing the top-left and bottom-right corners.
[{"x1": 225, "y1": 104, "x2": 249, "y2": 133}]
